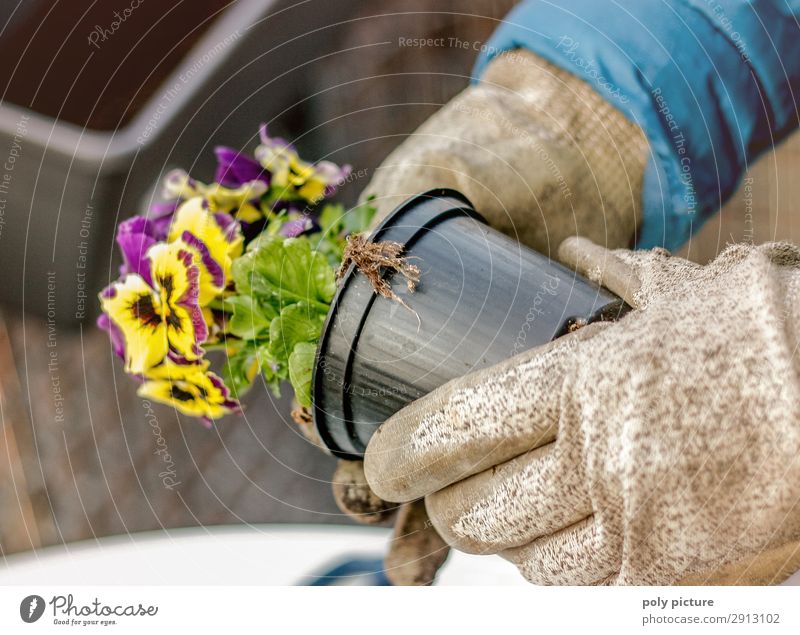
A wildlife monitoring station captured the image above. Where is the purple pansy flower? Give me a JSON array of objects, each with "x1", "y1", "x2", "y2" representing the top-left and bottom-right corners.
[
  {"x1": 214, "y1": 146, "x2": 269, "y2": 189},
  {"x1": 149, "y1": 199, "x2": 181, "y2": 239},
  {"x1": 97, "y1": 292, "x2": 126, "y2": 361},
  {"x1": 279, "y1": 215, "x2": 315, "y2": 238},
  {"x1": 255, "y1": 124, "x2": 351, "y2": 204},
  {"x1": 116, "y1": 216, "x2": 157, "y2": 286}
]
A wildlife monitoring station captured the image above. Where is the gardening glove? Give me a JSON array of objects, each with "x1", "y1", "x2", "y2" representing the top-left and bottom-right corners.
[
  {"x1": 364, "y1": 238, "x2": 800, "y2": 585},
  {"x1": 344, "y1": 50, "x2": 648, "y2": 583},
  {"x1": 331, "y1": 460, "x2": 449, "y2": 586},
  {"x1": 291, "y1": 406, "x2": 450, "y2": 585},
  {"x1": 348, "y1": 47, "x2": 649, "y2": 583},
  {"x1": 349, "y1": 47, "x2": 650, "y2": 581},
  {"x1": 362, "y1": 49, "x2": 649, "y2": 253}
]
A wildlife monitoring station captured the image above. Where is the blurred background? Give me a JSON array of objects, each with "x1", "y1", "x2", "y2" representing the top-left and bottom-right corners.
[{"x1": 0, "y1": 0, "x2": 797, "y2": 559}]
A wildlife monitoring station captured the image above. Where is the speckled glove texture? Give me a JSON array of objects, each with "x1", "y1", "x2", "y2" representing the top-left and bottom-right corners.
[
  {"x1": 362, "y1": 49, "x2": 649, "y2": 254},
  {"x1": 330, "y1": 48, "x2": 649, "y2": 585},
  {"x1": 364, "y1": 238, "x2": 800, "y2": 585}
]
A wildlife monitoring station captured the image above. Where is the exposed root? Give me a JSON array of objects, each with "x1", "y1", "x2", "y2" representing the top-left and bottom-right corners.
[{"x1": 338, "y1": 234, "x2": 421, "y2": 316}]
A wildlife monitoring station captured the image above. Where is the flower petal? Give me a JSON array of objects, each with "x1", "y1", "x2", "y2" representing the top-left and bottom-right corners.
[
  {"x1": 205, "y1": 181, "x2": 268, "y2": 215},
  {"x1": 100, "y1": 275, "x2": 168, "y2": 375},
  {"x1": 214, "y1": 146, "x2": 269, "y2": 188},
  {"x1": 279, "y1": 216, "x2": 314, "y2": 237},
  {"x1": 165, "y1": 303, "x2": 205, "y2": 361},
  {"x1": 149, "y1": 199, "x2": 181, "y2": 239},
  {"x1": 180, "y1": 230, "x2": 225, "y2": 305},
  {"x1": 146, "y1": 241, "x2": 207, "y2": 359},
  {"x1": 97, "y1": 311, "x2": 126, "y2": 360},
  {"x1": 148, "y1": 241, "x2": 195, "y2": 304},
  {"x1": 162, "y1": 169, "x2": 201, "y2": 200},
  {"x1": 137, "y1": 366, "x2": 241, "y2": 422},
  {"x1": 116, "y1": 216, "x2": 157, "y2": 285},
  {"x1": 168, "y1": 197, "x2": 244, "y2": 283},
  {"x1": 255, "y1": 125, "x2": 350, "y2": 204}
]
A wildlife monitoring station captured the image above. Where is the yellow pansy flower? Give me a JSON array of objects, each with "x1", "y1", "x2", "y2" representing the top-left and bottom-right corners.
[
  {"x1": 100, "y1": 242, "x2": 207, "y2": 375},
  {"x1": 163, "y1": 169, "x2": 266, "y2": 223},
  {"x1": 168, "y1": 197, "x2": 244, "y2": 298},
  {"x1": 255, "y1": 127, "x2": 351, "y2": 205},
  {"x1": 139, "y1": 360, "x2": 240, "y2": 424}
]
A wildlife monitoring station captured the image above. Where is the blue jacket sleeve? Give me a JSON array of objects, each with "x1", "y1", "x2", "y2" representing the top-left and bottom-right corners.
[{"x1": 473, "y1": 0, "x2": 800, "y2": 250}]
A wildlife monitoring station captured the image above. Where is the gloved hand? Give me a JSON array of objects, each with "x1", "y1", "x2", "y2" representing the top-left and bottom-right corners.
[
  {"x1": 331, "y1": 459, "x2": 449, "y2": 586},
  {"x1": 362, "y1": 49, "x2": 649, "y2": 254},
  {"x1": 291, "y1": 407, "x2": 449, "y2": 586},
  {"x1": 364, "y1": 238, "x2": 800, "y2": 585},
  {"x1": 322, "y1": 48, "x2": 650, "y2": 585}
]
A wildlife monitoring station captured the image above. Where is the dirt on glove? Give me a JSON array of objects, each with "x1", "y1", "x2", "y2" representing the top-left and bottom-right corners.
[{"x1": 332, "y1": 460, "x2": 398, "y2": 524}]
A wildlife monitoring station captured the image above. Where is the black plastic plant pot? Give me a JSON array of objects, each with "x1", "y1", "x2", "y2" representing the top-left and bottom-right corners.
[{"x1": 312, "y1": 189, "x2": 629, "y2": 460}]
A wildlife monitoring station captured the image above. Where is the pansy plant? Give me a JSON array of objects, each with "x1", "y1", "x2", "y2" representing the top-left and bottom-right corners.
[{"x1": 98, "y1": 126, "x2": 370, "y2": 425}]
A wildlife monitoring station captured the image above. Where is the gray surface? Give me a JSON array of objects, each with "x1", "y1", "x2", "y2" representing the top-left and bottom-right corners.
[{"x1": 0, "y1": 311, "x2": 342, "y2": 556}]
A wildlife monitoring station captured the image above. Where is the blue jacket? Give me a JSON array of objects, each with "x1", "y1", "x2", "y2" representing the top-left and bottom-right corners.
[{"x1": 474, "y1": 0, "x2": 800, "y2": 250}]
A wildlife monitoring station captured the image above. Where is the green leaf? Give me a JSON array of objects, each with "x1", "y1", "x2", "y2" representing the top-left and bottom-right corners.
[
  {"x1": 309, "y1": 251, "x2": 337, "y2": 304},
  {"x1": 223, "y1": 343, "x2": 259, "y2": 398},
  {"x1": 342, "y1": 199, "x2": 377, "y2": 235},
  {"x1": 317, "y1": 203, "x2": 346, "y2": 238},
  {"x1": 317, "y1": 200, "x2": 376, "y2": 238},
  {"x1": 269, "y1": 302, "x2": 326, "y2": 365},
  {"x1": 224, "y1": 295, "x2": 275, "y2": 340},
  {"x1": 311, "y1": 201, "x2": 377, "y2": 266},
  {"x1": 223, "y1": 341, "x2": 284, "y2": 399},
  {"x1": 308, "y1": 236, "x2": 344, "y2": 267},
  {"x1": 256, "y1": 343, "x2": 283, "y2": 397},
  {"x1": 236, "y1": 235, "x2": 336, "y2": 312},
  {"x1": 288, "y1": 341, "x2": 317, "y2": 408},
  {"x1": 231, "y1": 249, "x2": 256, "y2": 294},
  {"x1": 229, "y1": 226, "x2": 338, "y2": 409}
]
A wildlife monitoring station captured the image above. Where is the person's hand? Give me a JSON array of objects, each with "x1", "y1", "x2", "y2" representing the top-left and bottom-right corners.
[
  {"x1": 362, "y1": 49, "x2": 649, "y2": 253},
  {"x1": 364, "y1": 238, "x2": 800, "y2": 585},
  {"x1": 291, "y1": 407, "x2": 449, "y2": 585},
  {"x1": 328, "y1": 48, "x2": 649, "y2": 585},
  {"x1": 331, "y1": 459, "x2": 449, "y2": 586}
]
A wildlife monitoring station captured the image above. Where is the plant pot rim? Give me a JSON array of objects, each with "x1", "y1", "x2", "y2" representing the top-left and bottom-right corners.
[{"x1": 312, "y1": 188, "x2": 485, "y2": 459}]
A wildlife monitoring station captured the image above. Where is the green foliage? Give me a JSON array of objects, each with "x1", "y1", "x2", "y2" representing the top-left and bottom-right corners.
[
  {"x1": 232, "y1": 235, "x2": 336, "y2": 312},
  {"x1": 224, "y1": 295, "x2": 275, "y2": 340},
  {"x1": 269, "y1": 302, "x2": 326, "y2": 364},
  {"x1": 223, "y1": 201, "x2": 375, "y2": 405},
  {"x1": 309, "y1": 199, "x2": 377, "y2": 265},
  {"x1": 288, "y1": 342, "x2": 317, "y2": 408}
]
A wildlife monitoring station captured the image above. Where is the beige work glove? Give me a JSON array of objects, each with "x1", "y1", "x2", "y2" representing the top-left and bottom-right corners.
[
  {"x1": 325, "y1": 48, "x2": 650, "y2": 585},
  {"x1": 331, "y1": 460, "x2": 449, "y2": 586},
  {"x1": 292, "y1": 408, "x2": 449, "y2": 586},
  {"x1": 363, "y1": 238, "x2": 800, "y2": 585},
  {"x1": 362, "y1": 49, "x2": 649, "y2": 254}
]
